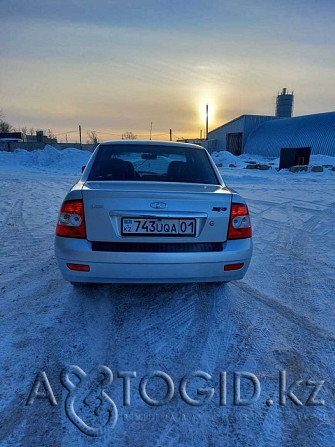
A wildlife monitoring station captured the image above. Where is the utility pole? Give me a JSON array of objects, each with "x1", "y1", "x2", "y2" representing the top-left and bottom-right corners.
[
  {"x1": 169, "y1": 129, "x2": 172, "y2": 141},
  {"x1": 66, "y1": 133, "x2": 68, "y2": 143},
  {"x1": 200, "y1": 129, "x2": 202, "y2": 140},
  {"x1": 206, "y1": 104, "x2": 209, "y2": 140},
  {"x1": 150, "y1": 122, "x2": 153, "y2": 140},
  {"x1": 79, "y1": 125, "x2": 82, "y2": 150}
]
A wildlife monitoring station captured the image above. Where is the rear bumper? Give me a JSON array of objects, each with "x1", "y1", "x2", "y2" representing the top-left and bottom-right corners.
[{"x1": 55, "y1": 236, "x2": 252, "y2": 283}]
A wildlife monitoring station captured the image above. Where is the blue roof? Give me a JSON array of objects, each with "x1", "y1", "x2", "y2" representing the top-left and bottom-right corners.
[{"x1": 244, "y1": 111, "x2": 335, "y2": 157}]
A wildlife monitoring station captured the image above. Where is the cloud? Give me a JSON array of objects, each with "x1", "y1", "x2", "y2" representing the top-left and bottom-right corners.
[{"x1": 1, "y1": 0, "x2": 334, "y2": 138}]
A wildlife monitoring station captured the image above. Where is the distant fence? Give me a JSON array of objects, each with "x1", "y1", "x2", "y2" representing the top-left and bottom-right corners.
[{"x1": 0, "y1": 142, "x2": 96, "y2": 152}]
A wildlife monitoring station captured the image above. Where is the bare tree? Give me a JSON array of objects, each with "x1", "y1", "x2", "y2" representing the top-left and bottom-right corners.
[
  {"x1": 47, "y1": 128, "x2": 56, "y2": 139},
  {"x1": 86, "y1": 130, "x2": 99, "y2": 144},
  {"x1": 0, "y1": 120, "x2": 12, "y2": 133},
  {"x1": 29, "y1": 128, "x2": 35, "y2": 136},
  {"x1": 20, "y1": 127, "x2": 28, "y2": 139},
  {"x1": 0, "y1": 110, "x2": 13, "y2": 133},
  {"x1": 122, "y1": 131, "x2": 137, "y2": 140}
]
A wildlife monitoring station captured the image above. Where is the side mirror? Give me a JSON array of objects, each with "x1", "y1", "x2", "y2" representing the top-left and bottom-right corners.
[{"x1": 81, "y1": 165, "x2": 86, "y2": 173}]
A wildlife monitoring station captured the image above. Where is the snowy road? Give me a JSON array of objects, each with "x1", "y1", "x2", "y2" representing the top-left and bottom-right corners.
[{"x1": 0, "y1": 152, "x2": 334, "y2": 446}]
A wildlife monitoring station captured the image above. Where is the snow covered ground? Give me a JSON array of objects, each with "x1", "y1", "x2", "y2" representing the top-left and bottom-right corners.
[{"x1": 0, "y1": 147, "x2": 334, "y2": 446}]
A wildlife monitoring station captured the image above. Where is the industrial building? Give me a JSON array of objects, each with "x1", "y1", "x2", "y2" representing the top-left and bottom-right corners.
[
  {"x1": 25, "y1": 130, "x2": 57, "y2": 144},
  {"x1": 206, "y1": 89, "x2": 335, "y2": 158},
  {"x1": 206, "y1": 114, "x2": 277, "y2": 154},
  {"x1": 244, "y1": 111, "x2": 335, "y2": 157}
]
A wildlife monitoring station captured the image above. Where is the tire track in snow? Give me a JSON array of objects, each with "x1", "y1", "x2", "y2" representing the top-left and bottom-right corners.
[
  {"x1": 232, "y1": 282, "x2": 335, "y2": 341},
  {"x1": 0, "y1": 198, "x2": 48, "y2": 282},
  {"x1": 1, "y1": 198, "x2": 28, "y2": 232},
  {"x1": 168, "y1": 283, "x2": 216, "y2": 372},
  {"x1": 248, "y1": 194, "x2": 334, "y2": 334},
  {"x1": 140, "y1": 292, "x2": 196, "y2": 355},
  {"x1": 0, "y1": 175, "x2": 68, "y2": 285},
  {"x1": 1, "y1": 168, "x2": 334, "y2": 445}
]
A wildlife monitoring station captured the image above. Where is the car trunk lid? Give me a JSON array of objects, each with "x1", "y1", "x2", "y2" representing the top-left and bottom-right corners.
[{"x1": 82, "y1": 181, "x2": 232, "y2": 243}]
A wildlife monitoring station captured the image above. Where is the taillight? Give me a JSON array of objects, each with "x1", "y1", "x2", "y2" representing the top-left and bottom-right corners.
[
  {"x1": 227, "y1": 203, "x2": 252, "y2": 240},
  {"x1": 224, "y1": 263, "x2": 244, "y2": 271},
  {"x1": 56, "y1": 199, "x2": 86, "y2": 238},
  {"x1": 67, "y1": 263, "x2": 90, "y2": 272}
]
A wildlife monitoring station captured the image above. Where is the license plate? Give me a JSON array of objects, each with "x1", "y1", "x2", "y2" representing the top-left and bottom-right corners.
[{"x1": 122, "y1": 218, "x2": 196, "y2": 236}]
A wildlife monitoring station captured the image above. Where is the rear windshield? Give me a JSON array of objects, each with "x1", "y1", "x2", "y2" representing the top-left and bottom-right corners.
[{"x1": 88, "y1": 144, "x2": 220, "y2": 185}]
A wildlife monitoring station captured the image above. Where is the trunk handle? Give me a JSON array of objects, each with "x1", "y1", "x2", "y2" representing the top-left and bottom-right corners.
[{"x1": 109, "y1": 210, "x2": 208, "y2": 218}]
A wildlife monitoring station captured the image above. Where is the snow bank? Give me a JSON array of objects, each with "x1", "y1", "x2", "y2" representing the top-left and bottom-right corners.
[
  {"x1": 212, "y1": 150, "x2": 335, "y2": 172},
  {"x1": 211, "y1": 150, "x2": 246, "y2": 168},
  {"x1": 309, "y1": 154, "x2": 335, "y2": 166},
  {"x1": 211, "y1": 150, "x2": 276, "y2": 168},
  {"x1": 0, "y1": 145, "x2": 91, "y2": 173},
  {"x1": 0, "y1": 146, "x2": 334, "y2": 176}
]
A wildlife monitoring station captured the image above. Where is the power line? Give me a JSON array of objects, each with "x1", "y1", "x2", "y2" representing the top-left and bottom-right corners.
[
  {"x1": 172, "y1": 133, "x2": 183, "y2": 140},
  {"x1": 54, "y1": 130, "x2": 78, "y2": 136},
  {"x1": 53, "y1": 128, "x2": 176, "y2": 142}
]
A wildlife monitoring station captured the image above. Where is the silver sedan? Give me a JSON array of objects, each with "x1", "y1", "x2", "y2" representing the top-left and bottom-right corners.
[{"x1": 55, "y1": 141, "x2": 252, "y2": 284}]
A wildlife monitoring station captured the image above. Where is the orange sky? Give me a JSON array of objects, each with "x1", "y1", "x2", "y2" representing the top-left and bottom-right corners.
[{"x1": 1, "y1": 0, "x2": 334, "y2": 142}]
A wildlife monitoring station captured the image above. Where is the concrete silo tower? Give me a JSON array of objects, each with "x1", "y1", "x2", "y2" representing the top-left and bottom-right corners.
[{"x1": 276, "y1": 88, "x2": 294, "y2": 118}]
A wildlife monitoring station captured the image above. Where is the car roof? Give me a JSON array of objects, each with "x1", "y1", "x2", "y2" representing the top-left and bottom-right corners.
[{"x1": 99, "y1": 140, "x2": 206, "y2": 150}]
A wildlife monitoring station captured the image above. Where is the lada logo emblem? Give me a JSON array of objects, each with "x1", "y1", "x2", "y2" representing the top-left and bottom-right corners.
[{"x1": 150, "y1": 201, "x2": 167, "y2": 209}]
